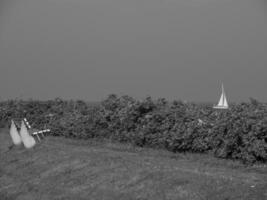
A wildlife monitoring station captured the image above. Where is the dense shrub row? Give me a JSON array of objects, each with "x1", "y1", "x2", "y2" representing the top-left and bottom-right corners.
[{"x1": 0, "y1": 95, "x2": 266, "y2": 163}]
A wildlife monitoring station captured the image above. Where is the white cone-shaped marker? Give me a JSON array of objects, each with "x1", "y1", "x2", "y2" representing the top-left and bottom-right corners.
[
  {"x1": 9, "y1": 120, "x2": 22, "y2": 145},
  {"x1": 20, "y1": 120, "x2": 36, "y2": 149}
]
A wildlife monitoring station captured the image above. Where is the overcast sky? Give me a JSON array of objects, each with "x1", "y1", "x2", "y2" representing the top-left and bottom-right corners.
[{"x1": 0, "y1": 0, "x2": 266, "y2": 102}]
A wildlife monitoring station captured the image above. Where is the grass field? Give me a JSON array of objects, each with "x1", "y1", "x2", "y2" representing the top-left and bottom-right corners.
[{"x1": 0, "y1": 128, "x2": 267, "y2": 200}]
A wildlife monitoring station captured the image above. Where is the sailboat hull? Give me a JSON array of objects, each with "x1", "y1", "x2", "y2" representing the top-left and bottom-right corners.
[{"x1": 213, "y1": 106, "x2": 229, "y2": 109}]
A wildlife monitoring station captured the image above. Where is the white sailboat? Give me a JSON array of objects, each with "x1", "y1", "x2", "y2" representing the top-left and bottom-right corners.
[{"x1": 213, "y1": 84, "x2": 229, "y2": 109}]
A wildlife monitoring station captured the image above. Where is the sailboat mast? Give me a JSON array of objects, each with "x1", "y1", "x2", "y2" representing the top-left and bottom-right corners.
[{"x1": 221, "y1": 83, "x2": 225, "y2": 105}]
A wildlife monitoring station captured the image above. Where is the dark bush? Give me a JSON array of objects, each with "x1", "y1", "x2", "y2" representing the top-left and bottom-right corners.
[{"x1": 0, "y1": 96, "x2": 266, "y2": 164}]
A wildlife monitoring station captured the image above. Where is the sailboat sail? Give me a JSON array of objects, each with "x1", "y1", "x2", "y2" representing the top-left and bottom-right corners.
[
  {"x1": 223, "y1": 92, "x2": 228, "y2": 107},
  {"x1": 214, "y1": 84, "x2": 229, "y2": 109},
  {"x1": 218, "y1": 93, "x2": 224, "y2": 106}
]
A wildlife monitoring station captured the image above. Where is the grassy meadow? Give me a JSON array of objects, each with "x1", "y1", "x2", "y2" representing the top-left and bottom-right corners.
[{"x1": 0, "y1": 128, "x2": 267, "y2": 200}]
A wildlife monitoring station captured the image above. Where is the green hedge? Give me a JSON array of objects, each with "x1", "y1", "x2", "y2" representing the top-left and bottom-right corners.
[{"x1": 0, "y1": 95, "x2": 266, "y2": 163}]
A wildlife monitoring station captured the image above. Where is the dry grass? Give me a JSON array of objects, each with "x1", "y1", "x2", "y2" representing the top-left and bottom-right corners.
[{"x1": 0, "y1": 128, "x2": 266, "y2": 200}]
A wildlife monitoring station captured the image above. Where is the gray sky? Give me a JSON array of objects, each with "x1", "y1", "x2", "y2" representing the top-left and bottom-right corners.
[{"x1": 0, "y1": 0, "x2": 266, "y2": 102}]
